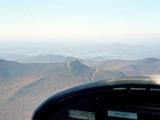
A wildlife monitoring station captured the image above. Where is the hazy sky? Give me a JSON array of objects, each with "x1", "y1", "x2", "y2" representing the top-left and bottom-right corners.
[{"x1": 0, "y1": 0, "x2": 160, "y2": 43}]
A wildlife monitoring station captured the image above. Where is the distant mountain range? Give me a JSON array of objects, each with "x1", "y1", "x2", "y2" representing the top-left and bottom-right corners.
[
  {"x1": 0, "y1": 54, "x2": 76, "y2": 63},
  {"x1": 17, "y1": 54, "x2": 77, "y2": 63},
  {"x1": 0, "y1": 57, "x2": 160, "y2": 120},
  {"x1": 1, "y1": 43, "x2": 160, "y2": 61}
]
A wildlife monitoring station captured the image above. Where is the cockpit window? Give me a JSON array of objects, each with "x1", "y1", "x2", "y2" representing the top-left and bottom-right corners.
[{"x1": 0, "y1": 0, "x2": 160, "y2": 120}]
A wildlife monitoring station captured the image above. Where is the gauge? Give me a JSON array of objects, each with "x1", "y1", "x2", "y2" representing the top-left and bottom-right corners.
[{"x1": 68, "y1": 109, "x2": 95, "y2": 120}]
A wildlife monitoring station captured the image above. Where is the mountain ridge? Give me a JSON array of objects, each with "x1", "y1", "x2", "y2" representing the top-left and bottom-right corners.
[{"x1": 1, "y1": 57, "x2": 160, "y2": 120}]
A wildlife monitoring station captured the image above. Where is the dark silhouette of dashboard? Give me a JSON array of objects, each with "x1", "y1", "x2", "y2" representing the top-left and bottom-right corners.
[{"x1": 33, "y1": 76, "x2": 160, "y2": 120}]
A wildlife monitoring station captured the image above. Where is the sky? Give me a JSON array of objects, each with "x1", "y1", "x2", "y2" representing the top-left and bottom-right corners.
[{"x1": 0, "y1": 0, "x2": 160, "y2": 44}]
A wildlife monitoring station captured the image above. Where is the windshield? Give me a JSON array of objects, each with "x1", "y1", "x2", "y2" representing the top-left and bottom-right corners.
[{"x1": 0, "y1": 0, "x2": 160, "y2": 120}]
